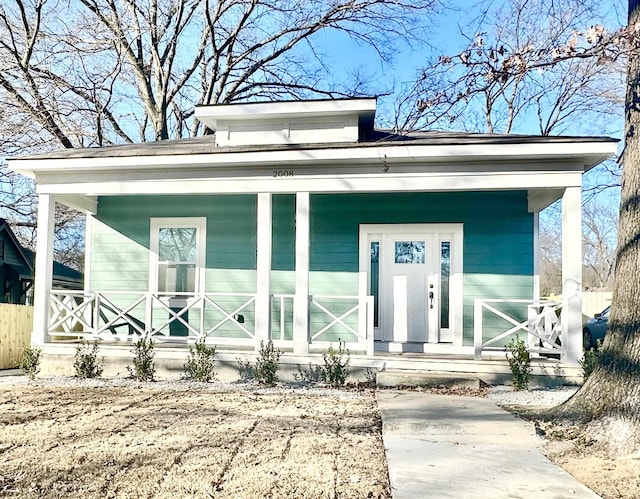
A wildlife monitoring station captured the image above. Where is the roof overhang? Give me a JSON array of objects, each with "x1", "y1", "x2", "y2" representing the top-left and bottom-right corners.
[
  {"x1": 194, "y1": 98, "x2": 377, "y2": 128},
  {"x1": 9, "y1": 139, "x2": 618, "y2": 179}
]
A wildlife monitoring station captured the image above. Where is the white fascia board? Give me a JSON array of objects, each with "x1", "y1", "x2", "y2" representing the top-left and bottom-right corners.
[
  {"x1": 37, "y1": 171, "x2": 584, "y2": 196},
  {"x1": 195, "y1": 98, "x2": 377, "y2": 126},
  {"x1": 10, "y1": 140, "x2": 618, "y2": 178}
]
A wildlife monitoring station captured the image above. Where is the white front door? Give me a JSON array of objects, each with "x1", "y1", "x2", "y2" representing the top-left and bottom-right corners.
[{"x1": 360, "y1": 224, "x2": 463, "y2": 348}]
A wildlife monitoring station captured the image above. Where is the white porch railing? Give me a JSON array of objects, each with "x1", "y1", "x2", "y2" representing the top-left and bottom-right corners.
[
  {"x1": 309, "y1": 294, "x2": 374, "y2": 355},
  {"x1": 473, "y1": 299, "x2": 563, "y2": 360},
  {"x1": 48, "y1": 290, "x2": 374, "y2": 353},
  {"x1": 49, "y1": 290, "x2": 258, "y2": 345}
]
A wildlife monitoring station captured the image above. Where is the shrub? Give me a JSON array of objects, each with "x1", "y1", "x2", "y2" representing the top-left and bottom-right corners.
[
  {"x1": 580, "y1": 340, "x2": 603, "y2": 381},
  {"x1": 322, "y1": 340, "x2": 350, "y2": 388},
  {"x1": 237, "y1": 358, "x2": 254, "y2": 382},
  {"x1": 20, "y1": 345, "x2": 41, "y2": 381},
  {"x1": 294, "y1": 363, "x2": 324, "y2": 384},
  {"x1": 254, "y1": 340, "x2": 281, "y2": 385},
  {"x1": 506, "y1": 335, "x2": 531, "y2": 391},
  {"x1": 74, "y1": 339, "x2": 104, "y2": 379},
  {"x1": 184, "y1": 338, "x2": 216, "y2": 382},
  {"x1": 128, "y1": 336, "x2": 155, "y2": 381}
]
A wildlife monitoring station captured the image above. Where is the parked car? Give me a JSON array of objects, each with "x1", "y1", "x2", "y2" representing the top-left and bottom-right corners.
[{"x1": 583, "y1": 305, "x2": 610, "y2": 349}]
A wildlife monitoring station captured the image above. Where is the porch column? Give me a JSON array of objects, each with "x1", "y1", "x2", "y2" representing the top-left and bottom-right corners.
[
  {"x1": 255, "y1": 193, "x2": 272, "y2": 349},
  {"x1": 293, "y1": 192, "x2": 310, "y2": 354},
  {"x1": 532, "y1": 210, "x2": 540, "y2": 301},
  {"x1": 561, "y1": 186, "x2": 582, "y2": 364},
  {"x1": 32, "y1": 194, "x2": 56, "y2": 346}
]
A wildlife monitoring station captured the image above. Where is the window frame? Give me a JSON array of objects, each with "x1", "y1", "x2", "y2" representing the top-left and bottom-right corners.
[{"x1": 149, "y1": 217, "x2": 207, "y2": 295}]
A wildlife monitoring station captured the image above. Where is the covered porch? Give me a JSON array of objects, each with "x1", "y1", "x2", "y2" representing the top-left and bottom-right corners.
[
  {"x1": 9, "y1": 98, "x2": 617, "y2": 369},
  {"x1": 33, "y1": 186, "x2": 580, "y2": 365}
]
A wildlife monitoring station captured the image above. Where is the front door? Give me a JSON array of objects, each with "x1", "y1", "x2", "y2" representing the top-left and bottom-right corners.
[{"x1": 360, "y1": 224, "x2": 463, "y2": 349}]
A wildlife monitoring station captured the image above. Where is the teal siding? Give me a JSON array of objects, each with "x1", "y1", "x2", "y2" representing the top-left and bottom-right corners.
[
  {"x1": 92, "y1": 195, "x2": 257, "y2": 338},
  {"x1": 307, "y1": 192, "x2": 534, "y2": 345},
  {"x1": 91, "y1": 191, "x2": 533, "y2": 345},
  {"x1": 272, "y1": 194, "x2": 295, "y2": 271}
]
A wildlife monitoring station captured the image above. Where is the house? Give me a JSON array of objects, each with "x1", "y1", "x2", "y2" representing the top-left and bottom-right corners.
[
  {"x1": 7, "y1": 98, "x2": 617, "y2": 378},
  {"x1": 0, "y1": 218, "x2": 82, "y2": 304}
]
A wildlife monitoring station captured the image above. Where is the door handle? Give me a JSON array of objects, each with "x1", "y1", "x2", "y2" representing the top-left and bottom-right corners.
[{"x1": 429, "y1": 291, "x2": 434, "y2": 309}]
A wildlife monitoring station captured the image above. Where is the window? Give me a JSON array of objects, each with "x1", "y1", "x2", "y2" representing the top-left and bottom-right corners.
[
  {"x1": 370, "y1": 241, "x2": 380, "y2": 327},
  {"x1": 394, "y1": 241, "x2": 425, "y2": 264},
  {"x1": 440, "y1": 241, "x2": 451, "y2": 329},
  {"x1": 150, "y1": 218, "x2": 206, "y2": 294}
]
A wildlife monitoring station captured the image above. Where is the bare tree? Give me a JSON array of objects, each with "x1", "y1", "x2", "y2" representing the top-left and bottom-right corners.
[
  {"x1": 583, "y1": 201, "x2": 618, "y2": 289},
  {"x1": 0, "y1": 0, "x2": 440, "y2": 263},
  {"x1": 549, "y1": 0, "x2": 640, "y2": 456},
  {"x1": 395, "y1": 0, "x2": 625, "y2": 135}
]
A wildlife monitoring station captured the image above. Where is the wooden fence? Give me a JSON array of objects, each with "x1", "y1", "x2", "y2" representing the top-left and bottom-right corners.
[
  {"x1": 0, "y1": 304, "x2": 33, "y2": 370},
  {"x1": 547, "y1": 291, "x2": 612, "y2": 319}
]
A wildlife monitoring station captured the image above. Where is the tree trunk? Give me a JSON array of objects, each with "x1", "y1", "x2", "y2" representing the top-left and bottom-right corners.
[{"x1": 553, "y1": 0, "x2": 640, "y2": 456}]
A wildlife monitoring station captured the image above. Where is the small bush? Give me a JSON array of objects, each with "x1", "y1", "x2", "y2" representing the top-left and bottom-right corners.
[
  {"x1": 254, "y1": 340, "x2": 281, "y2": 385},
  {"x1": 580, "y1": 340, "x2": 603, "y2": 381},
  {"x1": 74, "y1": 339, "x2": 104, "y2": 379},
  {"x1": 237, "y1": 358, "x2": 254, "y2": 382},
  {"x1": 364, "y1": 368, "x2": 377, "y2": 386},
  {"x1": 322, "y1": 340, "x2": 350, "y2": 388},
  {"x1": 128, "y1": 336, "x2": 155, "y2": 382},
  {"x1": 20, "y1": 345, "x2": 41, "y2": 381},
  {"x1": 506, "y1": 335, "x2": 531, "y2": 391},
  {"x1": 184, "y1": 338, "x2": 216, "y2": 382},
  {"x1": 294, "y1": 363, "x2": 324, "y2": 384}
]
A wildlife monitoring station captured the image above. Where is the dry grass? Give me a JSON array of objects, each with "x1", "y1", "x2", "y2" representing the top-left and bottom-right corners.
[
  {"x1": 540, "y1": 423, "x2": 640, "y2": 499},
  {"x1": 0, "y1": 383, "x2": 390, "y2": 498}
]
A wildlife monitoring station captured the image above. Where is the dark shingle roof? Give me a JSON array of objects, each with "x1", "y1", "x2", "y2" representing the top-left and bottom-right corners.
[{"x1": 12, "y1": 130, "x2": 618, "y2": 162}]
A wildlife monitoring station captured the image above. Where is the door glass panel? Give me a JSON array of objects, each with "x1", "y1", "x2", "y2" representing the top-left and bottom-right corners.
[
  {"x1": 157, "y1": 227, "x2": 197, "y2": 293},
  {"x1": 394, "y1": 241, "x2": 425, "y2": 264},
  {"x1": 440, "y1": 241, "x2": 450, "y2": 329},
  {"x1": 370, "y1": 241, "x2": 379, "y2": 327}
]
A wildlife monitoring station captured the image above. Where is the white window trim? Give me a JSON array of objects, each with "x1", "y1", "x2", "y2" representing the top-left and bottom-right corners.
[{"x1": 149, "y1": 217, "x2": 207, "y2": 295}]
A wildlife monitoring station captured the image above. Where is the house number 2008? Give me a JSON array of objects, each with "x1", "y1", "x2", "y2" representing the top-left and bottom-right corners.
[{"x1": 273, "y1": 170, "x2": 294, "y2": 177}]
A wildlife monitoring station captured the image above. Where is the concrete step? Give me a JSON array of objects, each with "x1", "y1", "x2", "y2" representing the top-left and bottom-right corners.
[{"x1": 376, "y1": 369, "x2": 480, "y2": 389}]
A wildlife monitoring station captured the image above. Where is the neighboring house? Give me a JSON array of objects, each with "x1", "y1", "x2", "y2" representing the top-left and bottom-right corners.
[
  {"x1": 0, "y1": 218, "x2": 82, "y2": 304},
  {"x1": 7, "y1": 98, "x2": 617, "y2": 371}
]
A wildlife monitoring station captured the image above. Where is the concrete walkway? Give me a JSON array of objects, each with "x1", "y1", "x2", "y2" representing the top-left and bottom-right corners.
[{"x1": 377, "y1": 391, "x2": 600, "y2": 499}]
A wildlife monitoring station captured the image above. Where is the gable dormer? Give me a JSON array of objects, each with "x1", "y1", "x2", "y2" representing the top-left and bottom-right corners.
[{"x1": 194, "y1": 98, "x2": 376, "y2": 147}]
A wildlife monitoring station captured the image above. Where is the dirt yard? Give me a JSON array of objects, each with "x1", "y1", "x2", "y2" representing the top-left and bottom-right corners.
[
  {"x1": 0, "y1": 382, "x2": 390, "y2": 498},
  {"x1": 541, "y1": 424, "x2": 640, "y2": 499}
]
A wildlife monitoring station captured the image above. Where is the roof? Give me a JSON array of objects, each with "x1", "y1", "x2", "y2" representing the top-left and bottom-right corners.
[
  {"x1": 0, "y1": 219, "x2": 83, "y2": 286},
  {"x1": 12, "y1": 130, "x2": 617, "y2": 162}
]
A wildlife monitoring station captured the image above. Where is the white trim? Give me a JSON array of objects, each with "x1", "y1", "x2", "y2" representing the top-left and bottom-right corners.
[
  {"x1": 293, "y1": 192, "x2": 310, "y2": 354},
  {"x1": 561, "y1": 187, "x2": 583, "y2": 364},
  {"x1": 195, "y1": 98, "x2": 376, "y2": 123},
  {"x1": 56, "y1": 194, "x2": 97, "y2": 214},
  {"x1": 32, "y1": 194, "x2": 56, "y2": 346},
  {"x1": 149, "y1": 217, "x2": 207, "y2": 295},
  {"x1": 392, "y1": 275, "x2": 408, "y2": 342},
  {"x1": 34, "y1": 171, "x2": 586, "y2": 197},
  {"x1": 12, "y1": 140, "x2": 617, "y2": 177},
  {"x1": 255, "y1": 193, "x2": 272, "y2": 347}
]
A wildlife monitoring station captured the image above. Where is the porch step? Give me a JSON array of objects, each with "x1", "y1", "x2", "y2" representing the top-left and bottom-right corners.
[{"x1": 376, "y1": 370, "x2": 480, "y2": 389}]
